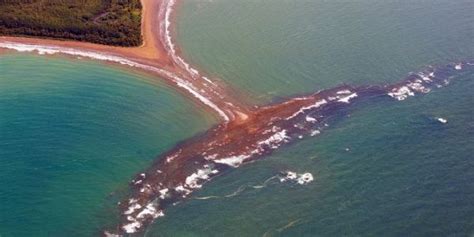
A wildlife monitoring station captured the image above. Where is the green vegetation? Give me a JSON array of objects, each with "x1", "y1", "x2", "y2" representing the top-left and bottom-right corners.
[{"x1": 0, "y1": 0, "x2": 142, "y2": 46}]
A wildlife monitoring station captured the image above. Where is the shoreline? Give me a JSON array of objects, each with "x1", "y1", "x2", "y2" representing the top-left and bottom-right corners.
[
  {"x1": 1, "y1": 0, "x2": 473, "y2": 236},
  {"x1": 0, "y1": 0, "x2": 251, "y2": 124},
  {"x1": 109, "y1": 60, "x2": 473, "y2": 235},
  {"x1": 1, "y1": 0, "x2": 168, "y2": 63}
]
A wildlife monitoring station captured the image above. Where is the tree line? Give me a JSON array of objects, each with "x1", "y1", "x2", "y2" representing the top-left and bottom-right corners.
[{"x1": 0, "y1": 0, "x2": 142, "y2": 46}]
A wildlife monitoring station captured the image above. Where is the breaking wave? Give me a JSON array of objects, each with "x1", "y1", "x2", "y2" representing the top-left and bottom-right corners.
[
  {"x1": 0, "y1": 41, "x2": 230, "y2": 121},
  {"x1": 113, "y1": 60, "x2": 472, "y2": 235}
]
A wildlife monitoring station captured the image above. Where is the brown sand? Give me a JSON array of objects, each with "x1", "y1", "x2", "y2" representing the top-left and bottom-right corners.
[
  {"x1": 0, "y1": 0, "x2": 471, "y2": 235},
  {"x1": 0, "y1": 0, "x2": 168, "y2": 63},
  {"x1": 0, "y1": 0, "x2": 251, "y2": 123}
]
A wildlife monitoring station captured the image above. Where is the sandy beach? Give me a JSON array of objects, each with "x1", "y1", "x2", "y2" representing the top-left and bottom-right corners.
[
  {"x1": 0, "y1": 0, "x2": 250, "y2": 124},
  {"x1": 1, "y1": 0, "x2": 473, "y2": 235},
  {"x1": 1, "y1": 0, "x2": 168, "y2": 62},
  {"x1": 110, "y1": 59, "x2": 472, "y2": 235}
]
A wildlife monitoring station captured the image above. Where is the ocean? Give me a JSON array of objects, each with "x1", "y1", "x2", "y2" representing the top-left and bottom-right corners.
[
  {"x1": 0, "y1": 54, "x2": 215, "y2": 236},
  {"x1": 1, "y1": 0, "x2": 474, "y2": 236},
  {"x1": 150, "y1": 0, "x2": 473, "y2": 236},
  {"x1": 176, "y1": 0, "x2": 473, "y2": 104}
]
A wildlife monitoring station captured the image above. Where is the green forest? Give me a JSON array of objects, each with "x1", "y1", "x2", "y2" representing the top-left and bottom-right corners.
[{"x1": 0, "y1": 0, "x2": 142, "y2": 46}]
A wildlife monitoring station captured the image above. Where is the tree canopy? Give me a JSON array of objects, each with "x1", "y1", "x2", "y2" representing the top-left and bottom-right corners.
[{"x1": 0, "y1": 0, "x2": 142, "y2": 46}]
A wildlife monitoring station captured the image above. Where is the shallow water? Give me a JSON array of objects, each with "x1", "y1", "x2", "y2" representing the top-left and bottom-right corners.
[
  {"x1": 143, "y1": 0, "x2": 474, "y2": 236},
  {"x1": 147, "y1": 67, "x2": 474, "y2": 237},
  {"x1": 0, "y1": 0, "x2": 473, "y2": 236},
  {"x1": 0, "y1": 54, "x2": 214, "y2": 236},
  {"x1": 177, "y1": 0, "x2": 474, "y2": 104}
]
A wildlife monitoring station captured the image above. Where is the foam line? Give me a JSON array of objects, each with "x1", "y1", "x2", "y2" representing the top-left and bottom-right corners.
[{"x1": 0, "y1": 41, "x2": 230, "y2": 121}]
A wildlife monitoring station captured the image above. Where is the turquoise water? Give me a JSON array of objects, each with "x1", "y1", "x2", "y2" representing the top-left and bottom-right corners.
[
  {"x1": 177, "y1": 0, "x2": 474, "y2": 104},
  {"x1": 1, "y1": 0, "x2": 473, "y2": 236},
  {"x1": 146, "y1": 0, "x2": 474, "y2": 236},
  {"x1": 149, "y1": 70, "x2": 474, "y2": 237},
  {"x1": 0, "y1": 54, "x2": 214, "y2": 236}
]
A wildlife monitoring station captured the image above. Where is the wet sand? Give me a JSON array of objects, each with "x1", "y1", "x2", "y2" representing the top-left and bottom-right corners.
[
  {"x1": 109, "y1": 61, "x2": 472, "y2": 235},
  {"x1": 0, "y1": 0, "x2": 472, "y2": 236},
  {"x1": 1, "y1": 0, "x2": 167, "y2": 62},
  {"x1": 0, "y1": 0, "x2": 251, "y2": 123}
]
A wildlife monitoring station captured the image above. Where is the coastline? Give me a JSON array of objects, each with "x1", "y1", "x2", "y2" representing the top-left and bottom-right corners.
[
  {"x1": 0, "y1": 0, "x2": 168, "y2": 63},
  {"x1": 1, "y1": 0, "x2": 473, "y2": 236},
  {"x1": 0, "y1": 0, "x2": 251, "y2": 124},
  {"x1": 109, "y1": 60, "x2": 472, "y2": 235}
]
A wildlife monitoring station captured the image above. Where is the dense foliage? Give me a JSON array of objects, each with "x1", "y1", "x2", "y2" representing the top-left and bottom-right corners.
[{"x1": 0, "y1": 0, "x2": 142, "y2": 46}]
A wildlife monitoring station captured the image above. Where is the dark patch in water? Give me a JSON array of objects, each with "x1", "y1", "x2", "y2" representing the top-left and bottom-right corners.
[{"x1": 105, "y1": 60, "x2": 473, "y2": 236}]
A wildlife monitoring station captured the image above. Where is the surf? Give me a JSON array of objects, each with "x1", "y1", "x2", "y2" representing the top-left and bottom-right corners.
[{"x1": 108, "y1": 60, "x2": 472, "y2": 235}]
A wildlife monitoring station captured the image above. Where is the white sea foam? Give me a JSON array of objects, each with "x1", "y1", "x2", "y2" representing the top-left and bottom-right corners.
[
  {"x1": 175, "y1": 81, "x2": 229, "y2": 121},
  {"x1": 336, "y1": 90, "x2": 352, "y2": 95},
  {"x1": 257, "y1": 130, "x2": 290, "y2": 149},
  {"x1": 174, "y1": 185, "x2": 192, "y2": 196},
  {"x1": 0, "y1": 41, "x2": 230, "y2": 121},
  {"x1": 122, "y1": 203, "x2": 164, "y2": 233},
  {"x1": 214, "y1": 154, "x2": 251, "y2": 168},
  {"x1": 337, "y1": 93, "x2": 358, "y2": 103},
  {"x1": 407, "y1": 82, "x2": 430, "y2": 93},
  {"x1": 124, "y1": 203, "x2": 142, "y2": 215},
  {"x1": 166, "y1": 153, "x2": 178, "y2": 163},
  {"x1": 436, "y1": 117, "x2": 448, "y2": 124},
  {"x1": 161, "y1": 0, "x2": 213, "y2": 84},
  {"x1": 388, "y1": 74, "x2": 438, "y2": 101},
  {"x1": 202, "y1": 76, "x2": 217, "y2": 86},
  {"x1": 136, "y1": 203, "x2": 164, "y2": 219},
  {"x1": 310, "y1": 130, "x2": 321, "y2": 136},
  {"x1": 297, "y1": 173, "x2": 314, "y2": 185},
  {"x1": 159, "y1": 188, "x2": 169, "y2": 199},
  {"x1": 122, "y1": 221, "x2": 141, "y2": 234},
  {"x1": 0, "y1": 42, "x2": 139, "y2": 66},
  {"x1": 140, "y1": 185, "x2": 151, "y2": 193},
  {"x1": 213, "y1": 129, "x2": 290, "y2": 168},
  {"x1": 204, "y1": 154, "x2": 218, "y2": 160},
  {"x1": 305, "y1": 115, "x2": 317, "y2": 123},
  {"x1": 286, "y1": 99, "x2": 327, "y2": 120},
  {"x1": 388, "y1": 86, "x2": 414, "y2": 101},
  {"x1": 185, "y1": 167, "x2": 217, "y2": 189},
  {"x1": 418, "y1": 72, "x2": 433, "y2": 82},
  {"x1": 280, "y1": 171, "x2": 314, "y2": 185}
]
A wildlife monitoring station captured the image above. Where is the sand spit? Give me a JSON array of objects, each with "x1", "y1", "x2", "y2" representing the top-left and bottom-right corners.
[
  {"x1": 0, "y1": 0, "x2": 250, "y2": 123},
  {"x1": 108, "y1": 61, "x2": 472, "y2": 235},
  {"x1": 0, "y1": 0, "x2": 471, "y2": 235}
]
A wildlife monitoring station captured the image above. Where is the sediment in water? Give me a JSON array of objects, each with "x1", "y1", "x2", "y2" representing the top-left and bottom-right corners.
[
  {"x1": 109, "y1": 61, "x2": 472, "y2": 235},
  {"x1": 0, "y1": 0, "x2": 472, "y2": 236}
]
